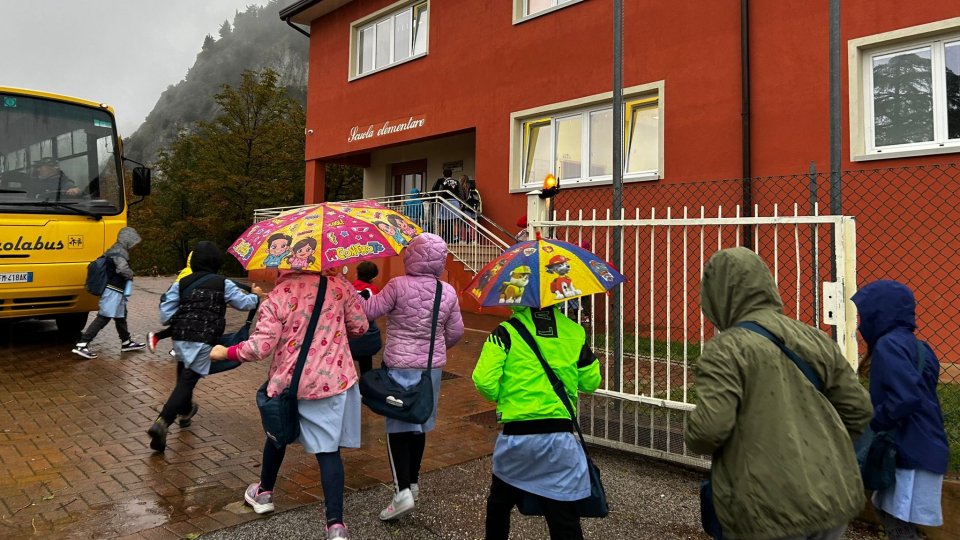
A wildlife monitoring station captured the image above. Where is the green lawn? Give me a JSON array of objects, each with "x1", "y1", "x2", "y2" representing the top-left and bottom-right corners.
[
  {"x1": 937, "y1": 384, "x2": 960, "y2": 472},
  {"x1": 592, "y1": 333, "x2": 702, "y2": 364}
]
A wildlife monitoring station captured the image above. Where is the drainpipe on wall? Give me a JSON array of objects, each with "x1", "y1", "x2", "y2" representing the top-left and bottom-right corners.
[
  {"x1": 285, "y1": 20, "x2": 311, "y2": 38},
  {"x1": 741, "y1": 0, "x2": 753, "y2": 248}
]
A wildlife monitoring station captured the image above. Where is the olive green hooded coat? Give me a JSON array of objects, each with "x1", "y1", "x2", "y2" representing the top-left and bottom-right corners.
[{"x1": 685, "y1": 247, "x2": 872, "y2": 539}]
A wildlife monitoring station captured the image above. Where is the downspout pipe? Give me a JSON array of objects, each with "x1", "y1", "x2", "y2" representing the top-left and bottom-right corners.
[
  {"x1": 741, "y1": 0, "x2": 753, "y2": 247},
  {"x1": 285, "y1": 19, "x2": 310, "y2": 38}
]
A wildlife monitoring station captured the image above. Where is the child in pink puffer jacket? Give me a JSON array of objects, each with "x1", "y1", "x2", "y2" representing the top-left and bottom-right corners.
[{"x1": 362, "y1": 232, "x2": 465, "y2": 521}]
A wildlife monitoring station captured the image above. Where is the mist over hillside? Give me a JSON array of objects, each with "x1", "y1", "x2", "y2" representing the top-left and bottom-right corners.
[{"x1": 124, "y1": 0, "x2": 308, "y2": 164}]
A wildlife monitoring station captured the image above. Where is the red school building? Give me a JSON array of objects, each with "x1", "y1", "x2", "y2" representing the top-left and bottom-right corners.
[{"x1": 278, "y1": 0, "x2": 960, "y2": 364}]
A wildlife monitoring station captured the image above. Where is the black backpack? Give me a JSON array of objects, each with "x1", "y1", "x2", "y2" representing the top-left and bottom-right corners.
[{"x1": 84, "y1": 256, "x2": 109, "y2": 296}]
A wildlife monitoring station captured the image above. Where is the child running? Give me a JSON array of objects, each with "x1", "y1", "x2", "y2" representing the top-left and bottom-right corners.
[
  {"x1": 146, "y1": 241, "x2": 261, "y2": 452},
  {"x1": 147, "y1": 252, "x2": 193, "y2": 354}
]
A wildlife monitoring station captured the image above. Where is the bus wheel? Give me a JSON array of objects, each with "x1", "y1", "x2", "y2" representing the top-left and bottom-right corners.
[{"x1": 56, "y1": 312, "x2": 89, "y2": 338}]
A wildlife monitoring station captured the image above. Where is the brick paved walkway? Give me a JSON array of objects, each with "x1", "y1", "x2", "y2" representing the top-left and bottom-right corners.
[{"x1": 0, "y1": 277, "x2": 502, "y2": 539}]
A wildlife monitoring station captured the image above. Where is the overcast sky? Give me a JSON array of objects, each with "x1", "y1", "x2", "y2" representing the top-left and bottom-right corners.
[{"x1": 1, "y1": 0, "x2": 273, "y2": 135}]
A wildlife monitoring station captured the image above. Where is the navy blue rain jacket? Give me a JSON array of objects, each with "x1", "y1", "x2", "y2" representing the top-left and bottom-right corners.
[{"x1": 852, "y1": 280, "x2": 948, "y2": 474}]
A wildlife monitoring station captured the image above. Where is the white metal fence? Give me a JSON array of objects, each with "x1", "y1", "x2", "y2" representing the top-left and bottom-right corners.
[{"x1": 533, "y1": 203, "x2": 857, "y2": 468}]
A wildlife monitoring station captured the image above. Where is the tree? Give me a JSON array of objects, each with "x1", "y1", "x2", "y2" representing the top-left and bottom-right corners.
[
  {"x1": 325, "y1": 164, "x2": 363, "y2": 201},
  {"x1": 131, "y1": 69, "x2": 306, "y2": 274},
  {"x1": 219, "y1": 20, "x2": 232, "y2": 38},
  {"x1": 872, "y1": 52, "x2": 934, "y2": 146}
]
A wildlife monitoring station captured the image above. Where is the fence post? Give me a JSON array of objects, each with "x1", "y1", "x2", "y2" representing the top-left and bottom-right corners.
[
  {"x1": 809, "y1": 162, "x2": 820, "y2": 326},
  {"x1": 836, "y1": 216, "x2": 858, "y2": 368},
  {"x1": 527, "y1": 190, "x2": 546, "y2": 239}
]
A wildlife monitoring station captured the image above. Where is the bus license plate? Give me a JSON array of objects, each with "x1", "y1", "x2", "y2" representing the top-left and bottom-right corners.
[{"x1": 0, "y1": 272, "x2": 33, "y2": 284}]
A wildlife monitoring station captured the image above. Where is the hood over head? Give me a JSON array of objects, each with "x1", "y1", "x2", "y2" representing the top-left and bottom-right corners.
[
  {"x1": 190, "y1": 241, "x2": 224, "y2": 274},
  {"x1": 851, "y1": 280, "x2": 916, "y2": 347},
  {"x1": 116, "y1": 227, "x2": 141, "y2": 250},
  {"x1": 402, "y1": 233, "x2": 447, "y2": 277},
  {"x1": 701, "y1": 247, "x2": 784, "y2": 330}
]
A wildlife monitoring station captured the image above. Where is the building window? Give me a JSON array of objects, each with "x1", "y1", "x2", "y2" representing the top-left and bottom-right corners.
[
  {"x1": 353, "y1": 1, "x2": 428, "y2": 79},
  {"x1": 519, "y1": 94, "x2": 661, "y2": 188},
  {"x1": 517, "y1": 0, "x2": 583, "y2": 20},
  {"x1": 850, "y1": 19, "x2": 960, "y2": 160}
]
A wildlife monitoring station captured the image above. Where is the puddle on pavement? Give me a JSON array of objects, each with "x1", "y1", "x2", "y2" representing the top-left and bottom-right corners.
[{"x1": 62, "y1": 484, "x2": 243, "y2": 538}]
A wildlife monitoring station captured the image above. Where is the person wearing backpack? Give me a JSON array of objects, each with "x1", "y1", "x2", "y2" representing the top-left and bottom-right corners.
[
  {"x1": 430, "y1": 168, "x2": 461, "y2": 243},
  {"x1": 852, "y1": 280, "x2": 948, "y2": 539},
  {"x1": 685, "y1": 247, "x2": 873, "y2": 540},
  {"x1": 146, "y1": 241, "x2": 262, "y2": 452},
  {"x1": 147, "y1": 251, "x2": 194, "y2": 355},
  {"x1": 73, "y1": 227, "x2": 146, "y2": 359}
]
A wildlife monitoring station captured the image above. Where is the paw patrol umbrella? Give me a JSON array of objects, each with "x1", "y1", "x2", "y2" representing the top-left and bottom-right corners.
[
  {"x1": 464, "y1": 238, "x2": 625, "y2": 309},
  {"x1": 227, "y1": 201, "x2": 421, "y2": 272}
]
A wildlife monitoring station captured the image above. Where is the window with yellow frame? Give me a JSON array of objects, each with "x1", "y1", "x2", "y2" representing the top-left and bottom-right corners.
[{"x1": 520, "y1": 95, "x2": 660, "y2": 187}]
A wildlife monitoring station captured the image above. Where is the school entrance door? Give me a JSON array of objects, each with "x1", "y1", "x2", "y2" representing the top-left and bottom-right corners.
[{"x1": 391, "y1": 159, "x2": 427, "y2": 196}]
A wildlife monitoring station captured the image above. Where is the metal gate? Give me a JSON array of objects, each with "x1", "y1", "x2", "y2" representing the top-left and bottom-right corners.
[{"x1": 532, "y1": 203, "x2": 857, "y2": 468}]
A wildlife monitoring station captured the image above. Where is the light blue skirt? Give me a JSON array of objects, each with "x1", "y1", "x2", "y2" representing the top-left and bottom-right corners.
[
  {"x1": 296, "y1": 384, "x2": 361, "y2": 454},
  {"x1": 384, "y1": 368, "x2": 442, "y2": 434},
  {"x1": 98, "y1": 288, "x2": 126, "y2": 318},
  {"x1": 873, "y1": 468, "x2": 944, "y2": 526},
  {"x1": 492, "y1": 431, "x2": 590, "y2": 501}
]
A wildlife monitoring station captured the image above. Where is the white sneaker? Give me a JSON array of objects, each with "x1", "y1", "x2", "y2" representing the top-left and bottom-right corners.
[
  {"x1": 379, "y1": 488, "x2": 414, "y2": 521},
  {"x1": 410, "y1": 483, "x2": 419, "y2": 501}
]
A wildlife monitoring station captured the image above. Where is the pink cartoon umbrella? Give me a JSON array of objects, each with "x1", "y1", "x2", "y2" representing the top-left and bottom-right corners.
[{"x1": 228, "y1": 201, "x2": 422, "y2": 272}]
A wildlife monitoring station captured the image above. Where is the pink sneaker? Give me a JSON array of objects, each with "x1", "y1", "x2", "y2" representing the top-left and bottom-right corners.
[
  {"x1": 326, "y1": 523, "x2": 349, "y2": 539},
  {"x1": 244, "y1": 482, "x2": 274, "y2": 514}
]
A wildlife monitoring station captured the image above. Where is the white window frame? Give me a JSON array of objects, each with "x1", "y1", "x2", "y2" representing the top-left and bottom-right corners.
[
  {"x1": 349, "y1": 0, "x2": 429, "y2": 81},
  {"x1": 509, "y1": 82, "x2": 665, "y2": 192},
  {"x1": 849, "y1": 17, "x2": 960, "y2": 161},
  {"x1": 513, "y1": 0, "x2": 585, "y2": 25}
]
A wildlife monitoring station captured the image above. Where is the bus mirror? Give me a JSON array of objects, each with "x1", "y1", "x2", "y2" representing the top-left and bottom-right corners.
[{"x1": 132, "y1": 167, "x2": 151, "y2": 196}]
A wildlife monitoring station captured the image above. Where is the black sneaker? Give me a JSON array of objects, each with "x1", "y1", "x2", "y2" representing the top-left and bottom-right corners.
[
  {"x1": 121, "y1": 340, "x2": 146, "y2": 352},
  {"x1": 177, "y1": 403, "x2": 199, "y2": 428},
  {"x1": 147, "y1": 417, "x2": 169, "y2": 452},
  {"x1": 71, "y1": 343, "x2": 97, "y2": 359}
]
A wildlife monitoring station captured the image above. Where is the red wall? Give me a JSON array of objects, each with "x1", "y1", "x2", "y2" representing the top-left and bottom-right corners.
[{"x1": 303, "y1": 0, "x2": 744, "y2": 228}]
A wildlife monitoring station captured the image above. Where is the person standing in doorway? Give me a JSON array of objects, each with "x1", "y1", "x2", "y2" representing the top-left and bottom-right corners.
[{"x1": 431, "y1": 168, "x2": 461, "y2": 243}]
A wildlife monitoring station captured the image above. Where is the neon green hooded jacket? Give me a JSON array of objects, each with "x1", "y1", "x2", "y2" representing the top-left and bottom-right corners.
[{"x1": 472, "y1": 306, "x2": 601, "y2": 422}]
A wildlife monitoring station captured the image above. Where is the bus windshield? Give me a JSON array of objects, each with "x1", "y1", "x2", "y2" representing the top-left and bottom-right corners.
[{"x1": 0, "y1": 93, "x2": 123, "y2": 215}]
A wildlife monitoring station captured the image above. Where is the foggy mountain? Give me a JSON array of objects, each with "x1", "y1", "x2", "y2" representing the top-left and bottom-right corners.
[{"x1": 124, "y1": 0, "x2": 308, "y2": 165}]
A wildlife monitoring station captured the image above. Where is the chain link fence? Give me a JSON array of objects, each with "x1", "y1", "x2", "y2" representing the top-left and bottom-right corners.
[{"x1": 553, "y1": 162, "x2": 960, "y2": 472}]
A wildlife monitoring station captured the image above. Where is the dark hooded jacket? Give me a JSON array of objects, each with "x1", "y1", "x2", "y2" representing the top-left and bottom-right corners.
[
  {"x1": 852, "y1": 280, "x2": 948, "y2": 474},
  {"x1": 686, "y1": 247, "x2": 872, "y2": 540},
  {"x1": 170, "y1": 241, "x2": 227, "y2": 344}
]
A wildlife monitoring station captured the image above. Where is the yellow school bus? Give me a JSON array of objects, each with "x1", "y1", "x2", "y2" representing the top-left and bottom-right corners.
[{"x1": 0, "y1": 87, "x2": 150, "y2": 334}]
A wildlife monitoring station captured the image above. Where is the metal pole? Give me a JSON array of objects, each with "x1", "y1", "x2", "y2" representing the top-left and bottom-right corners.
[
  {"x1": 612, "y1": 0, "x2": 624, "y2": 392},
  {"x1": 809, "y1": 161, "x2": 820, "y2": 326},
  {"x1": 829, "y1": 0, "x2": 840, "y2": 286},
  {"x1": 741, "y1": 0, "x2": 753, "y2": 248}
]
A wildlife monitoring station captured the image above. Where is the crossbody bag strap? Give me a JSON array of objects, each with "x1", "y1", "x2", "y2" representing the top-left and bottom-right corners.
[
  {"x1": 288, "y1": 276, "x2": 328, "y2": 398},
  {"x1": 735, "y1": 321, "x2": 824, "y2": 393},
  {"x1": 505, "y1": 317, "x2": 590, "y2": 452},
  {"x1": 425, "y1": 280, "x2": 442, "y2": 371}
]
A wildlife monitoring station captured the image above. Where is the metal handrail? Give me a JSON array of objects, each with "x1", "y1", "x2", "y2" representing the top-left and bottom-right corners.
[{"x1": 252, "y1": 192, "x2": 513, "y2": 273}]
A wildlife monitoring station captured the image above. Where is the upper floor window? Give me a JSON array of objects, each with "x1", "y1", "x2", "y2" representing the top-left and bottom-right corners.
[
  {"x1": 849, "y1": 18, "x2": 960, "y2": 161},
  {"x1": 353, "y1": 1, "x2": 428, "y2": 79},
  {"x1": 514, "y1": 0, "x2": 584, "y2": 23},
  {"x1": 515, "y1": 91, "x2": 662, "y2": 189}
]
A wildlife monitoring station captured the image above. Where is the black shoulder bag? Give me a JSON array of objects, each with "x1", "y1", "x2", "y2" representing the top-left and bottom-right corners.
[
  {"x1": 359, "y1": 280, "x2": 442, "y2": 424},
  {"x1": 505, "y1": 318, "x2": 609, "y2": 519},
  {"x1": 256, "y1": 276, "x2": 327, "y2": 449}
]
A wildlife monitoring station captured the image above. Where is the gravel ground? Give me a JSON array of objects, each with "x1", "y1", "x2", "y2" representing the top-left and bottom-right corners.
[{"x1": 202, "y1": 447, "x2": 883, "y2": 540}]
